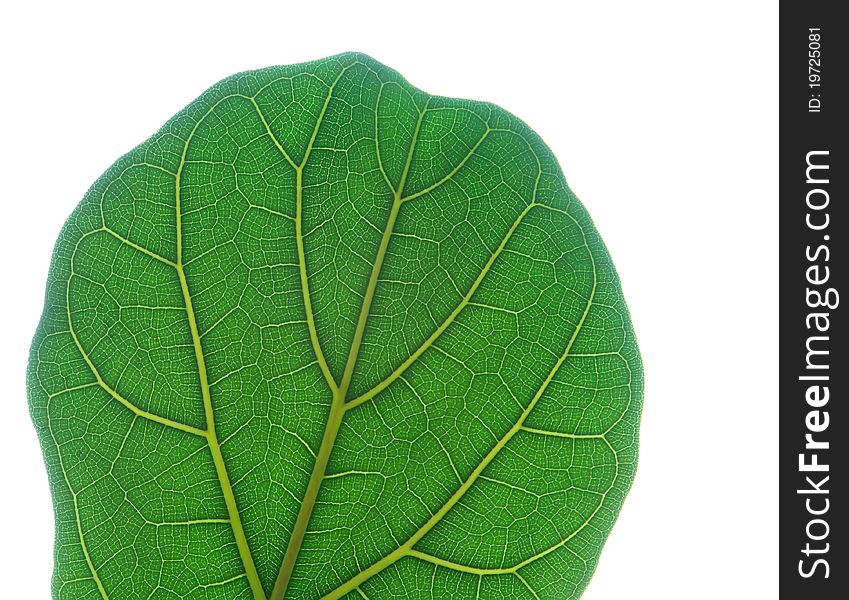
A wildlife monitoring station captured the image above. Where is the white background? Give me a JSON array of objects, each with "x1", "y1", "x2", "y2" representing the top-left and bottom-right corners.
[{"x1": 0, "y1": 1, "x2": 778, "y2": 597}]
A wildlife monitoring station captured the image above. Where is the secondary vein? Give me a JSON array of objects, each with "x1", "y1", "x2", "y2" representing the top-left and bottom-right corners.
[
  {"x1": 319, "y1": 219, "x2": 598, "y2": 600},
  {"x1": 46, "y1": 395, "x2": 110, "y2": 600},
  {"x1": 293, "y1": 166, "x2": 338, "y2": 394},
  {"x1": 346, "y1": 200, "x2": 536, "y2": 410},
  {"x1": 65, "y1": 236, "x2": 206, "y2": 438},
  {"x1": 176, "y1": 104, "x2": 267, "y2": 600}
]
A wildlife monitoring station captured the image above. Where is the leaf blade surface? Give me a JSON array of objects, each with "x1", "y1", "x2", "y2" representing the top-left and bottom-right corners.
[{"x1": 28, "y1": 53, "x2": 643, "y2": 600}]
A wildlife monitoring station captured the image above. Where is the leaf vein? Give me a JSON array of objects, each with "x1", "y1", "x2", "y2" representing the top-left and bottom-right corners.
[{"x1": 320, "y1": 205, "x2": 598, "y2": 599}]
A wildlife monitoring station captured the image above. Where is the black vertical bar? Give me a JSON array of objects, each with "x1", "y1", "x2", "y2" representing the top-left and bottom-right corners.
[{"x1": 781, "y1": 3, "x2": 847, "y2": 598}]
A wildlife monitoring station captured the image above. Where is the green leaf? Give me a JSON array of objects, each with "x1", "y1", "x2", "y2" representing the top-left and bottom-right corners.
[{"x1": 28, "y1": 52, "x2": 643, "y2": 600}]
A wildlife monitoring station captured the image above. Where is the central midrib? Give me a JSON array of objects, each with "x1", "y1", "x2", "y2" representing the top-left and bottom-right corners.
[{"x1": 270, "y1": 95, "x2": 427, "y2": 599}]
